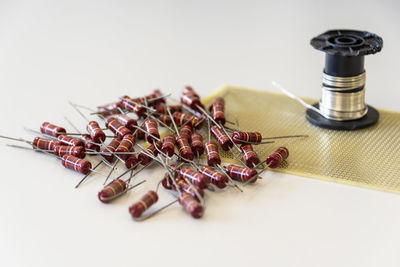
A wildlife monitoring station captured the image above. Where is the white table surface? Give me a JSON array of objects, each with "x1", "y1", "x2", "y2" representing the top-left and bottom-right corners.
[{"x1": 1, "y1": 1, "x2": 400, "y2": 266}]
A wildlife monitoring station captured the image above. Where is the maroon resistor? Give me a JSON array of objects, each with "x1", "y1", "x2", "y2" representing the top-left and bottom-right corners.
[
  {"x1": 232, "y1": 131, "x2": 262, "y2": 144},
  {"x1": 40, "y1": 122, "x2": 66, "y2": 137},
  {"x1": 116, "y1": 114, "x2": 138, "y2": 132},
  {"x1": 105, "y1": 117, "x2": 132, "y2": 140},
  {"x1": 86, "y1": 121, "x2": 106, "y2": 143},
  {"x1": 82, "y1": 134, "x2": 100, "y2": 152},
  {"x1": 178, "y1": 193, "x2": 204, "y2": 219},
  {"x1": 128, "y1": 190, "x2": 159, "y2": 219},
  {"x1": 241, "y1": 144, "x2": 260, "y2": 168},
  {"x1": 144, "y1": 119, "x2": 160, "y2": 143},
  {"x1": 120, "y1": 95, "x2": 146, "y2": 117},
  {"x1": 32, "y1": 137, "x2": 62, "y2": 150},
  {"x1": 182, "y1": 85, "x2": 200, "y2": 98},
  {"x1": 179, "y1": 124, "x2": 193, "y2": 141},
  {"x1": 204, "y1": 141, "x2": 221, "y2": 166},
  {"x1": 54, "y1": 145, "x2": 86, "y2": 159},
  {"x1": 166, "y1": 177, "x2": 204, "y2": 201},
  {"x1": 102, "y1": 138, "x2": 121, "y2": 162},
  {"x1": 176, "y1": 135, "x2": 194, "y2": 161},
  {"x1": 225, "y1": 164, "x2": 258, "y2": 183},
  {"x1": 138, "y1": 141, "x2": 162, "y2": 165},
  {"x1": 198, "y1": 166, "x2": 228, "y2": 189},
  {"x1": 161, "y1": 134, "x2": 176, "y2": 157},
  {"x1": 211, "y1": 125, "x2": 233, "y2": 151},
  {"x1": 155, "y1": 103, "x2": 182, "y2": 114},
  {"x1": 209, "y1": 97, "x2": 226, "y2": 125},
  {"x1": 96, "y1": 102, "x2": 122, "y2": 117},
  {"x1": 125, "y1": 154, "x2": 139, "y2": 169},
  {"x1": 61, "y1": 155, "x2": 92, "y2": 175},
  {"x1": 157, "y1": 114, "x2": 172, "y2": 126},
  {"x1": 57, "y1": 135, "x2": 85, "y2": 147},
  {"x1": 172, "y1": 112, "x2": 202, "y2": 129},
  {"x1": 98, "y1": 179, "x2": 127, "y2": 203},
  {"x1": 135, "y1": 125, "x2": 146, "y2": 140},
  {"x1": 179, "y1": 167, "x2": 210, "y2": 190},
  {"x1": 266, "y1": 147, "x2": 289, "y2": 168},
  {"x1": 115, "y1": 134, "x2": 136, "y2": 160},
  {"x1": 191, "y1": 133, "x2": 204, "y2": 155},
  {"x1": 145, "y1": 89, "x2": 165, "y2": 105}
]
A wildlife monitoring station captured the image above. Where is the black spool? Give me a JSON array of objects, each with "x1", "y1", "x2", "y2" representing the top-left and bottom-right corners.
[{"x1": 306, "y1": 29, "x2": 383, "y2": 130}]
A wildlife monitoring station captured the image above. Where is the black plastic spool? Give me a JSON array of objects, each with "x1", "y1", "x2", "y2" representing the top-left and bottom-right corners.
[{"x1": 306, "y1": 29, "x2": 383, "y2": 130}]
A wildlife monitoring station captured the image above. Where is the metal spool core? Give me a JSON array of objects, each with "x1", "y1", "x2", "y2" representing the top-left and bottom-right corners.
[{"x1": 306, "y1": 29, "x2": 383, "y2": 130}]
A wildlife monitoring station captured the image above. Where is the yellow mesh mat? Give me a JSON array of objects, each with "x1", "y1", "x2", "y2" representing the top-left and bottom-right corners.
[{"x1": 202, "y1": 85, "x2": 400, "y2": 194}]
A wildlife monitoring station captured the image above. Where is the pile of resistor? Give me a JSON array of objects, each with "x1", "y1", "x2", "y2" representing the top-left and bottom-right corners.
[{"x1": 3, "y1": 86, "x2": 295, "y2": 221}]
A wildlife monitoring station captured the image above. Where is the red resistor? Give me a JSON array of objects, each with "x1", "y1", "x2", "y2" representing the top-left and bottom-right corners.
[
  {"x1": 179, "y1": 167, "x2": 210, "y2": 190},
  {"x1": 179, "y1": 124, "x2": 193, "y2": 141},
  {"x1": 138, "y1": 141, "x2": 162, "y2": 165},
  {"x1": 204, "y1": 141, "x2": 221, "y2": 166},
  {"x1": 178, "y1": 193, "x2": 204, "y2": 219},
  {"x1": 191, "y1": 132, "x2": 204, "y2": 155},
  {"x1": 135, "y1": 125, "x2": 146, "y2": 140},
  {"x1": 98, "y1": 179, "x2": 127, "y2": 203},
  {"x1": 57, "y1": 135, "x2": 85, "y2": 147},
  {"x1": 40, "y1": 122, "x2": 66, "y2": 137},
  {"x1": 144, "y1": 119, "x2": 160, "y2": 143},
  {"x1": 32, "y1": 137, "x2": 62, "y2": 150},
  {"x1": 182, "y1": 85, "x2": 200, "y2": 98},
  {"x1": 96, "y1": 102, "x2": 122, "y2": 117},
  {"x1": 225, "y1": 164, "x2": 258, "y2": 183},
  {"x1": 105, "y1": 117, "x2": 132, "y2": 140},
  {"x1": 82, "y1": 134, "x2": 100, "y2": 152},
  {"x1": 86, "y1": 121, "x2": 106, "y2": 143},
  {"x1": 211, "y1": 125, "x2": 232, "y2": 151},
  {"x1": 241, "y1": 144, "x2": 260, "y2": 168},
  {"x1": 61, "y1": 155, "x2": 92, "y2": 174},
  {"x1": 232, "y1": 131, "x2": 262, "y2": 144},
  {"x1": 172, "y1": 112, "x2": 202, "y2": 128},
  {"x1": 198, "y1": 166, "x2": 228, "y2": 189},
  {"x1": 176, "y1": 135, "x2": 194, "y2": 161},
  {"x1": 145, "y1": 89, "x2": 165, "y2": 105},
  {"x1": 120, "y1": 96, "x2": 146, "y2": 117},
  {"x1": 102, "y1": 138, "x2": 121, "y2": 162},
  {"x1": 125, "y1": 154, "x2": 139, "y2": 169},
  {"x1": 266, "y1": 147, "x2": 289, "y2": 168},
  {"x1": 128, "y1": 190, "x2": 159, "y2": 218},
  {"x1": 155, "y1": 103, "x2": 182, "y2": 114},
  {"x1": 161, "y1": 134, "x2": 176, "y2": 157},
  {"x1": 54, "y1": 145, "x2": 86, "y2": 159},
  {"x1": 157, "y1": 114, "x2": 172, "y2": 126},
  {"x1": 209, "y1": 97, "x2": 226, "y2": 125},
  {"x1": 115, "y1": 134, "x2": 136, "y2": 160},
  {"x1": 167, "y1": 177, "x2": 204, "y2": 200},
  {"x1": 116, "y1": 114, "x2": 138, "y2": 131}
]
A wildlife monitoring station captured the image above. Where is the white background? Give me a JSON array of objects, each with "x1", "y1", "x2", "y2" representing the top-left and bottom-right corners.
[{"x1": 1, "y1": 1, "x2": 400, "y2": 267}]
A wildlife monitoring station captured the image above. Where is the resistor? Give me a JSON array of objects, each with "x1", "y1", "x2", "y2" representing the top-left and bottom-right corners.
[
  {"x1": 61, "y1": 155, "x2": 92, "y2": 175},
  {"x1": 101, "y1": 138, "x2": 121, "y2": 162},
  {"x1": 163, "y1": 175, "x2": 205, "y2": 200},
  {"x1": 105, "y1": 117, "x2": 132, "y2": 140},
  {"x1": 232, "y1": 130, "x2": 307, "y2": 145},
  {"x1": 40, "y1": 122, "x2": 66, "y2": 137},
  {"x1": 120, "y1": 95, "x2": 146, "y2": 117},
  {"x1": 144, "y1": 119, "x2": 160, "y2": 143},
  {"x1": 82, "y1": 134, "x2": 100, "y2": 152},
  {"x1": 33, "y1": 137, "x2": 62, "y2": 150},
  {"x1": 265, "y1": 147, "x2": 289, "y2": 168},
  {"x1": 115, "y1": 134, "x2": 136, "y2": 160},
  {"x1": 145, "y1": 89, "x2": 165, "y2": 105},
  {"x1": 225, "y1": 164, "x2": 258, "y2": 183},
  {"x1": 125, "y1": 154, "x2": 139, "y2": 169},
  {"x1": 191, "y1": 132, "x2": 204, "y2": 156},
  {"x1": 179, "y1": 124, "x2": 193, "y2": 141},
  {"x1": 204, "y1": 141, "x2": 221, "y2": 166},
  {"x1": 198, "y1": 166, "x2": 228, "y2": 189},
  {"x1": 86, "y1": 121, "x2": 106, "y2": 143},
  {"x1": 98, "y1": 179, "x2": 127, "y2": 203},
  {"x1": 179, "y1": 167, "x2": 210, "y2": 190},
  {"x1": 211, "y1": 125, "x2": 233, "y2": 151},
  {"x1": 157, "y1": 114, "x2": 172, "y2": 126},
  {"x1": 240, "y1": 144, "x2": 260, "y2": 168},
  {"x1": 95, "y1": 102, "x2": 122, "y2": 117},
  {"x1": 176, "y1": 135, "x2": 194, "y2": 161},
  {"x1": 172, "y1": 112, "x2": 202, "y2": 128},
  {"x1": 128, "y1": 190, "x2": 159, "y2": 219},
  {"x1": 178, "y1": 193, "x2": 204, "y2": 219},
  {"x1": 116, "y1": 114, "x2": 138, "y2": 132},
  {"x1": 155, "y1": 103, "x2": 182, "y2": 114},
  {"x1": 161, "y1": 134, "x2": 176, "y2": 157},
  {"x1": 57, "y1": 135, "x2": 85, "y2": 147},
  {"x1": 138, "y1": 141, "x2": 162, "y2": 165},
  {"x1": 54, "y1": 145, "x2": 86, "y2": 159},
  {"x1": 209, "y1": 97, "x2": 226, "y2": 125}
]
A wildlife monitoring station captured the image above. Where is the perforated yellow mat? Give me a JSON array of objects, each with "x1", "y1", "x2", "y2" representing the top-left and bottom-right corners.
[{"x1": 202, "y1": 85, "x2": 400, "y2": 194}]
